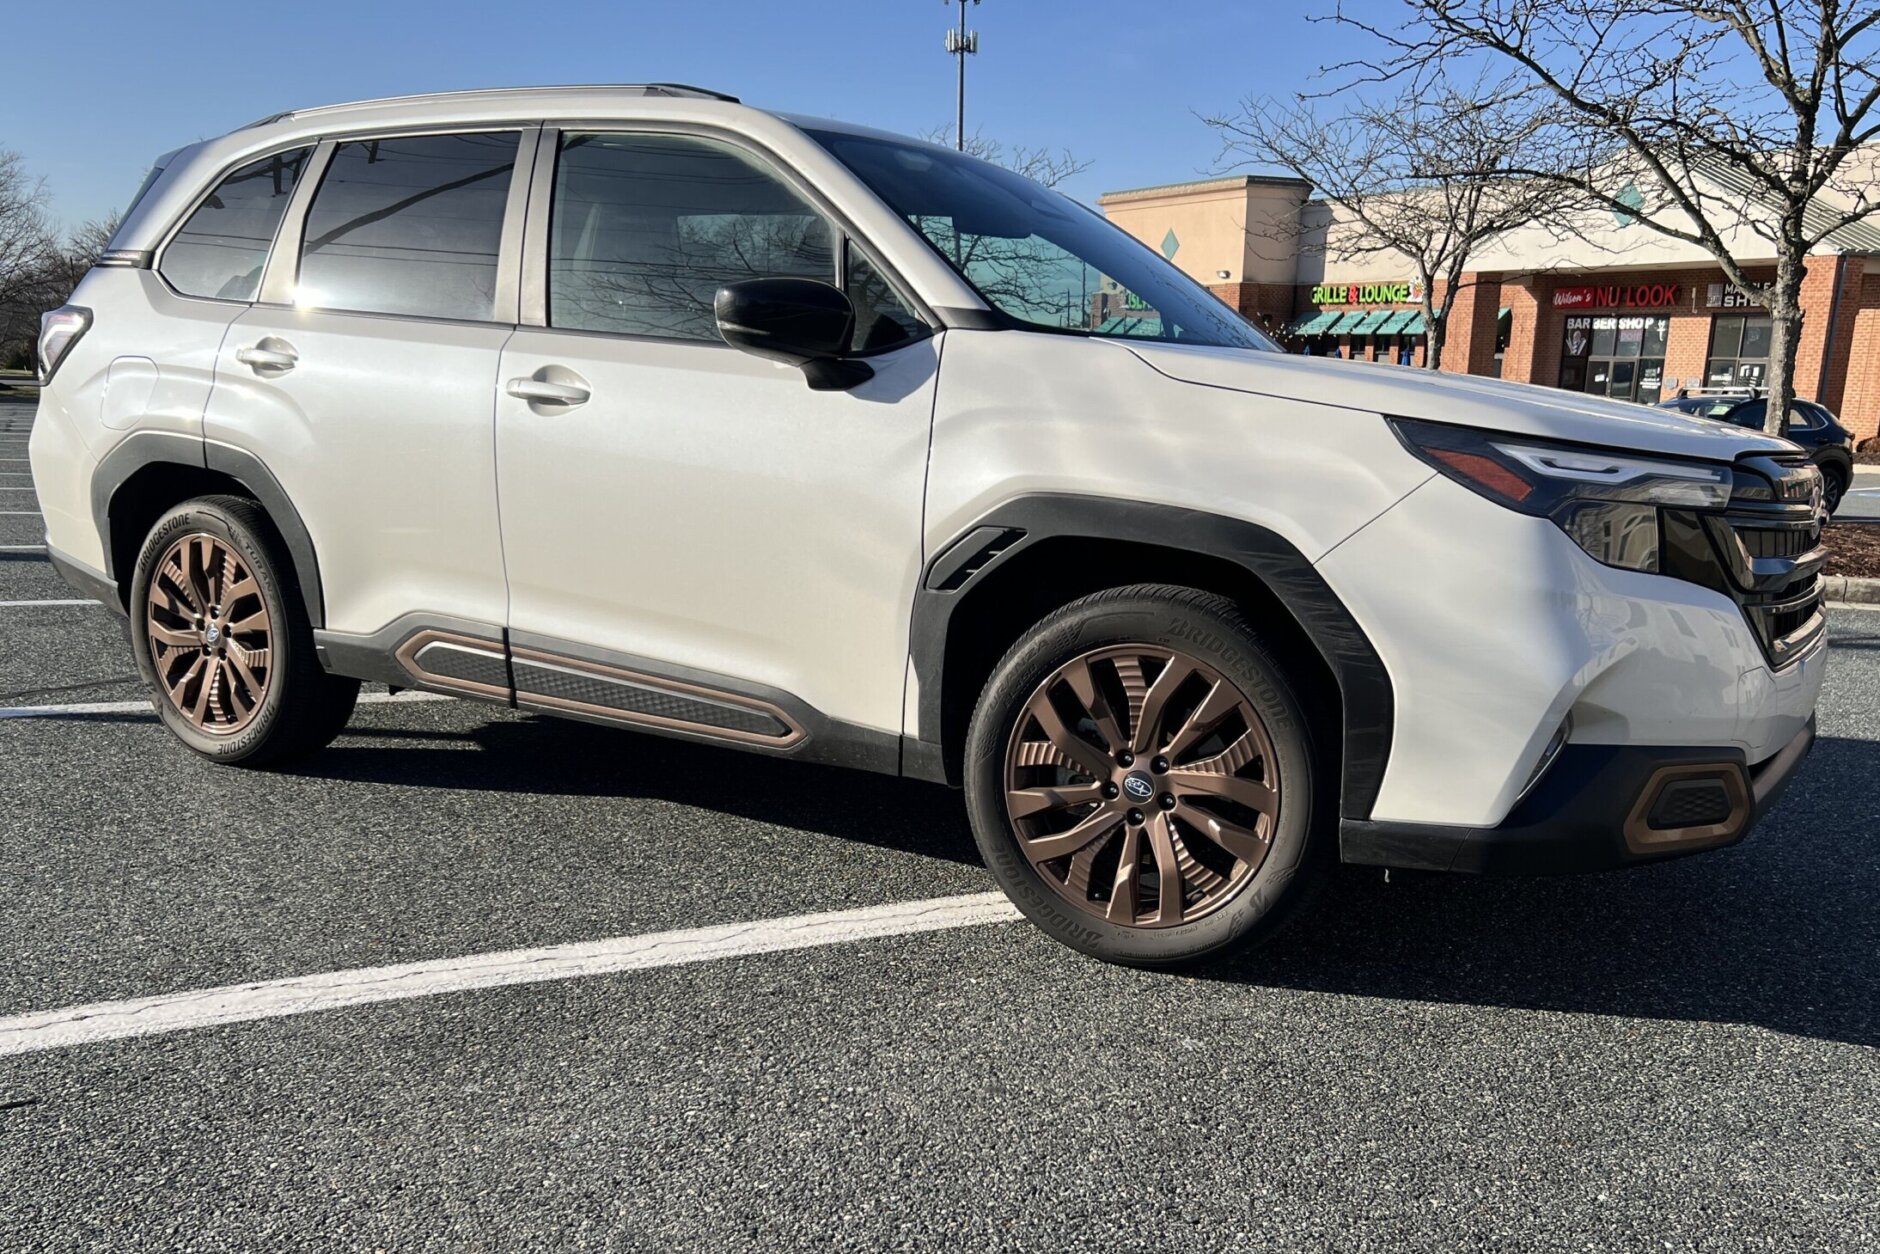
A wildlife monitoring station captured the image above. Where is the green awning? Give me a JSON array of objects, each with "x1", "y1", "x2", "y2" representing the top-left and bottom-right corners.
[
  {"x1": 1284, "y1": 309, "x2": 1342, "y2": 336},
  {"x1": 1348, "y1": 309, "x2": 1394, "y2": 335},
  {"x1": 1325, "y1": 310, "x2": 1370, "y2": 334},
  {"x1": 1395, "y1": 311, "x2": 1428, "y2": 335},
  {"x1": 1373, "y1": 309, "x2": 1416, "y2": 335}
]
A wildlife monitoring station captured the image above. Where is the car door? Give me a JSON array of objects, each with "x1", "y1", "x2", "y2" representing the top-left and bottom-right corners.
[
  {"x1": 494, "y1": 128, "x2": 938, "y2": 737},
  {"x1": 203, "y1": 129, "x2": 532, "y2": 636}
]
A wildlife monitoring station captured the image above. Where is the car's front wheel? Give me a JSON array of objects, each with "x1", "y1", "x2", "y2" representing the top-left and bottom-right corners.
[
  {"x1": 1821, "y1": 463, "x2": 1848, "y2": 515},
  {"x1": 130, "y1": 495, "x2": 358, "y2": 765},
  {"x1": 964, "y1": 585, "x2": 1323, "y2": 967}
]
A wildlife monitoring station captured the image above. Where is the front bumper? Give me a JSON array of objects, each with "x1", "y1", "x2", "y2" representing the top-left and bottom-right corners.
[
  {"x1": 1315, "y1": 471, "x2": 1826, "y2": 828},
  {"x1": 1339, "y1": 715, "x2": 1816, "y2": 875}
]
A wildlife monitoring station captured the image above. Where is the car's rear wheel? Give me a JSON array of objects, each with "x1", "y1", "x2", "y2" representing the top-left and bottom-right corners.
[
  {"x1": 130, "y1": 495, "x2": 358, "y2": 765},
  {"x1": 964, "y1": 585, "x2": 1322, "y2": 967}
]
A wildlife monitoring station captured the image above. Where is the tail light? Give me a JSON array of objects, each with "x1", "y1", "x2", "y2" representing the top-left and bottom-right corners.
[{"x1": 37, "y1": 305, "x2": 92, "y2": 385}]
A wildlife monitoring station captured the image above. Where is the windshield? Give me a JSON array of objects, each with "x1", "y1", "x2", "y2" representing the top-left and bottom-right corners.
[{"x1": 806, "y1": 129, "x2": 1275, "y2": 351}]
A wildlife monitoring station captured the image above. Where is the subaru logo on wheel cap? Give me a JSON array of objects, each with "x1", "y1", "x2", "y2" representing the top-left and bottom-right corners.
[
  {"x1": 1122, "y1": 772, "x2": 1156, "y2": 801},
  {"x1": 204, "y1": 624, "x2": 222, "y2": 646}
]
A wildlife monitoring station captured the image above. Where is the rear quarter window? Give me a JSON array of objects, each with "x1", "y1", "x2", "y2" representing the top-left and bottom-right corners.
[{"x1": 158, "y1": 148, "x2": 312, "y2": 301}]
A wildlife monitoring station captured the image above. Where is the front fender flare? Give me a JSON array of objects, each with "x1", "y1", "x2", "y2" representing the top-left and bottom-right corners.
[{"x1": 909, "y1": 494, "x2": 1393, "y2": 820}]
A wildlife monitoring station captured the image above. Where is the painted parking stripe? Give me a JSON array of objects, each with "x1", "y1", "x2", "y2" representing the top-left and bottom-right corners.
[
  {"x1": 0, "y1": 598, "x2": 96, "y2": 607},
  {"x1": 0, "y1": 690, "x2": 450, "y2": 719},
  {"x1": 0, "y1": 510, "x2": 42, "y2": 515},
  {"x1": 0, "y1": 545, "x2": 46, "y2": 554},
  {"x1": 0, "y1": 892, "x2": 1021, "y2": 1057}
]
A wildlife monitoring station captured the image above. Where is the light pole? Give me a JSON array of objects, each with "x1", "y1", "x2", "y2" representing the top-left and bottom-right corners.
[{"x1": 944, "y1": 0, "x2": 980, "y2": 150}]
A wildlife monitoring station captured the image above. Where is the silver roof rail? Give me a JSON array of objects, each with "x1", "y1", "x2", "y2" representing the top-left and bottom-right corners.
[{"x1": 240, "y1": 83, "x2": 739, "y2": 129}]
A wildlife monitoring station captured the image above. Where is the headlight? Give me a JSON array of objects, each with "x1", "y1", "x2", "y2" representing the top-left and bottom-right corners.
[{"x1": 1391, "y1": 417, "x2": 1731, "y2": 573}]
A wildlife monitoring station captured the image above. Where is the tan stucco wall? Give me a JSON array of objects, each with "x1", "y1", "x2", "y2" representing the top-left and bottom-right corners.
[
  {"x1": 1099, "y1": 178, "x2": 1307, "y2": 287},
  {"x1": 1107, "y1": 171, "x2": 1823, "y2": 292}
]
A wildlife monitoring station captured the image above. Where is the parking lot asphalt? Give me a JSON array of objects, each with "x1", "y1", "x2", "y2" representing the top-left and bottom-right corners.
[
  {"x1": 1846, "y1": 466, "x2": 1880, "y2": 520},
  {"x1": 2, "y1": 397, "x2": 1877, "y2": 1251}
]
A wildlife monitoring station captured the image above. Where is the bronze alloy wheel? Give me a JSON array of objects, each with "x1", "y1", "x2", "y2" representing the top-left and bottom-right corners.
[
  {"x1": 144, "y1": 532, "x2": 274, "y2": 734},
  {"x1": 1002, "y1": 643, "x2": 1282, "y2": 929}
]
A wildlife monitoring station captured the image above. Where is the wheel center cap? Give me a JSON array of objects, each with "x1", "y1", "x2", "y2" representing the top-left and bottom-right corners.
[
  {"x1": 1121, "y1": 771, "x2": 1156, "y2": 802},
  {"x1": 203, "y1": 623, "x2": 222, "y2": 647}
]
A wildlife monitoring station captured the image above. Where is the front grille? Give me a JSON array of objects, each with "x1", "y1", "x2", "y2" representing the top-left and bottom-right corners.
[
  {"x1": 1738, "y1": 524, "x2": 1815, "y2": 559},
  {"x1": 1716, "y1": 455, "x2": 1826, "y2": 667}
]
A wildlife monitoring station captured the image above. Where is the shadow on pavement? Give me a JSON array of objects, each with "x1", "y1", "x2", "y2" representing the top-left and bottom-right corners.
[
  {"x1": 296, "y1": 709, "x2": 1877, "y2": 1046},
  {"x1": 1214, "y1": 734, "x2": 1880, "y2": 1049},
  {"x1": 293, "y1": 712, "x2": 983, "y2": 867}
]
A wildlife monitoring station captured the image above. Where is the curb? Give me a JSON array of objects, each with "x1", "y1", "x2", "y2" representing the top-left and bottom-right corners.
[{"x1": 1823, "y1": 574, "x2": 1880, "y2": 607}]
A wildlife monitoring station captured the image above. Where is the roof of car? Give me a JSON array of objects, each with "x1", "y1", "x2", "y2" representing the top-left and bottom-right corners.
[
  {"x1": 108, "y1": 85, "x2": 795, "y2": 257},
  {"x1": 239, "y1": 83, "x2": 742, "y2": 130}
]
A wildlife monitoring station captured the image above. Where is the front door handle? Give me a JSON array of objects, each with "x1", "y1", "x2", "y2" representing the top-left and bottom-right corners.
[
  {"x1": 505, "y1": 377, "x2": 591, "y2": 406},
  {"x1": 235, "y1": 339, "x2": 298, "y2": 374}
]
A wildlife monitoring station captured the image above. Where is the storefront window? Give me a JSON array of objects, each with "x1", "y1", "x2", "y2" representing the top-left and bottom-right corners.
[
  {"x1": 1705, "y1": 313, "x2": 1772, "y2": 388},
  {"x1": 1559, "y1": 314, "x2": 1669, "y2": 404}
]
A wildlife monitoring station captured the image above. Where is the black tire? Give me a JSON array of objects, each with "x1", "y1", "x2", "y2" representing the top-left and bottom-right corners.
[
  {"x1": 964, "y1": 584, "x2": 1323, "y2": 968},
  {"x1": 130, "y1": 495, "x2": 358, "y2": 766},
  {"x1": 1821, "y1": 463, "x2": 1848, "y2": 516}
]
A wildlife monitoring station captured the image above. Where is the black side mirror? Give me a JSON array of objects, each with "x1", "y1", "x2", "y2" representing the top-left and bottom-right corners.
[{"x1": 714, "y1": 278, "x2": 874, "y2": 391}]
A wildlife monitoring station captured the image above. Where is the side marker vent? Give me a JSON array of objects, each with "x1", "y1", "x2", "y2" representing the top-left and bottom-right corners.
[{"x1": 926, "y1": 527, "x2": 1026, "y2": 592}]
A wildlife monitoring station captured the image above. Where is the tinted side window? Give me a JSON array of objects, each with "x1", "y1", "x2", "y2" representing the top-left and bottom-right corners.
[
  {"x1": 299, "y1": 133, "x2": 519, "y2": 320},
  {"x1": 846, "y1": 246, "x2": 923, "y2": 351},
  {"x1": 160, "y1": 148, "x2": 311, "y2": 301},
  {"x1": 549, "y1": 133, "x2": 836, "y2": 341}
]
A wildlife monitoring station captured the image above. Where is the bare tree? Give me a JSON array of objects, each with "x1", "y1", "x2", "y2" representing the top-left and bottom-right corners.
[
  {"x1": 0, "y1": 149, "x2": 59, "y2": 364},
  {"x1": 1207, "y1": 75, "x2": 1571, "y2": 369},
  {"x1": 1331, "y1": 0, "x2": 1880, "y2": 433}
]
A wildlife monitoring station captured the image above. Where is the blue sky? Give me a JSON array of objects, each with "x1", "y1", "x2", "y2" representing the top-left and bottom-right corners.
[{"x1": 6, "y1": 0, "x2": 1364, "y2": 232}]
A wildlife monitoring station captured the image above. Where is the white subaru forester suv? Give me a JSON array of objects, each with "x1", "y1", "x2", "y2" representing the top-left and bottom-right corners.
[{"x1": 30, "y1": 85, "x2": 1826, "y2": 965}]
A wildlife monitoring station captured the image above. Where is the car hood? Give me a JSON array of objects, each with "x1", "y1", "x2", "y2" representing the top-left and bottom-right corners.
[{"x1": 1118, "y1": 340, "x2": 1793, "y2": 462}]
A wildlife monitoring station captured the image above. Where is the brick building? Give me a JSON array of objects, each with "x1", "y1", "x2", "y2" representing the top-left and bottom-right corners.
[{"x1": 1097, "y1": 174, "x2": 1880, "y2": 440}]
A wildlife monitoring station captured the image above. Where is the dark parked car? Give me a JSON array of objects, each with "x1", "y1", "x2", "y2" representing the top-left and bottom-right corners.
[{"x1": 1660, "y1": 393, "x2": 1855, "y2": 513}]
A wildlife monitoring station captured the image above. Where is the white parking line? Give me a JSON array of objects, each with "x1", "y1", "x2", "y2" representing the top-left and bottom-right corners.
[
  {"x1": 0, "y1": 892, "x2": 1020, "y2": 1056},
  {"x1": 0, "y1": 545, "x2": 45, "y2": 553},
  {"x1": 0, "y1": 598, "x2": 96, "y2": 607},
  {"x1": 0, "y1": 690, "x2": 450, "y2": 719},
  {"x1": 0, "y1": 510, "x2": 41, "y2": 515}
]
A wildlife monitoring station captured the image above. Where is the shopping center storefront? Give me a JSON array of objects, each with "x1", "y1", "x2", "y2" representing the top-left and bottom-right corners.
[
  {"x1": 1283, "y1": 282, "x2": 1431, "y2": 366},
  {"x1": 1097, "y1": 175, "x2": 1880, "y2": 440}
]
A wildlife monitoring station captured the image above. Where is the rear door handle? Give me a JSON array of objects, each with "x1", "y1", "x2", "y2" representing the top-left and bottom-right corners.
[
  {"x1": 505, "y1": 377, "x2": 591, "y2": 406},
  {"x1": 235, "y1": 341, "x2": 298, "y2": 373}
]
